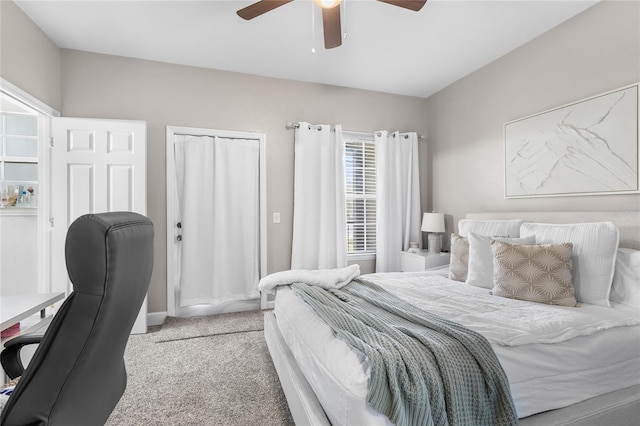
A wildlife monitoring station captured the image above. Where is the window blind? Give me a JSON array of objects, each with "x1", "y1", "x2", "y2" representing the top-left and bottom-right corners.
[{"x1": 344, "y1": 137, "x2": 376, "y2": 255}]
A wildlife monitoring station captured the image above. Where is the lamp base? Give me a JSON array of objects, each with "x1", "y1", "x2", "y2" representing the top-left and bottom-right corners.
[{"x1": 427, "y1": 233, "x2": 441, "y2": 254}]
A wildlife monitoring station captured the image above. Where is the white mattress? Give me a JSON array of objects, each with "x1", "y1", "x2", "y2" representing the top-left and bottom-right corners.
[{"x1": 274, "y1": 270, "x2": 640, "y2": 423}]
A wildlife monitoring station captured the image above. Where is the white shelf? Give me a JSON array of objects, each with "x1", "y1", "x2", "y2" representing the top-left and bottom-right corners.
[{"x1": 0, "y1": 207, "x2": 38, "y2": 216}]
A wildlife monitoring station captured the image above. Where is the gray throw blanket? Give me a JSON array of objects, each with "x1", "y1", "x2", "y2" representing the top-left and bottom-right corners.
[{"x1": 291, "y1": 279, "x2": 517, "y2": 426}]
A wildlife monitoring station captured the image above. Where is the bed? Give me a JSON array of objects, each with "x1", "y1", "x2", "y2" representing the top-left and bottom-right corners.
[{"x1": 262, "y1": 211, "x2": 640, "y2": 425}]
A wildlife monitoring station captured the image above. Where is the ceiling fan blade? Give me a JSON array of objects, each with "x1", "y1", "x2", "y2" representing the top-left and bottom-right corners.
[
  {"x1": 237, "y1": 0, "x2": 294, "y2": 20},
  {"x1": 322, "y1": 6, "x2": 342, "y2": 49},
  {"x1": 377, "y1": 0, "x2": 427, "y2": 12}
]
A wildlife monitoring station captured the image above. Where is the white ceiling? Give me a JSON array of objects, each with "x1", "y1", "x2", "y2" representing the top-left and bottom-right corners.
[{"x1": 16, "y1": 0, "x2": 599, "y2": 98}]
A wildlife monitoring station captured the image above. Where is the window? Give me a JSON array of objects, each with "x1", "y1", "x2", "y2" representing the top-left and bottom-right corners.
[
  {"x1": 344, "y1": 133, "x2": 376, "y2": 257},
  {"x1": 0, "y1": 109, "x2": 39, "y2": 208}
]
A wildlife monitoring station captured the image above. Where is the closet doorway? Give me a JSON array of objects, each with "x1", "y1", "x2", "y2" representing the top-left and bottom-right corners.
[{"x1": 166, "y1": 126, "x2": 266, "y2": 317}]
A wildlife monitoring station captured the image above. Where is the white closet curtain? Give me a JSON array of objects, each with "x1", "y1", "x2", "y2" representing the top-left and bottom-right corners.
[
  {"x1": 291, "y1": 122, "x2": 347, "y2": 269},
  {"x1": 174, "y1": 135, "x2": 260, "y2": 307},
  {"x1": 375, "y1": 131, "x2": 422, "y2": 272}
]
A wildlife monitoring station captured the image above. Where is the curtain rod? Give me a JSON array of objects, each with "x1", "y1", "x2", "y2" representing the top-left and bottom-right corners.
[
  {"x1": 173, "y1": 133, "x2": 261, "y2": 141},
  {"x1": 286, "y1": 122, "x2": 425, "y2": 140}
]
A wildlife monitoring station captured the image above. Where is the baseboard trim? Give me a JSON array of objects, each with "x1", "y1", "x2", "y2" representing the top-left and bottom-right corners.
[{"x1": 147, "y1": 311, "x2": 167, "y2": 327}]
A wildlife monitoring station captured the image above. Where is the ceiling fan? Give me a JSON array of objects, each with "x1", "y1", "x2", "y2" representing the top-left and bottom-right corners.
[{"x1": 237, "y1": 0, "x2": 427, "y2": 49}]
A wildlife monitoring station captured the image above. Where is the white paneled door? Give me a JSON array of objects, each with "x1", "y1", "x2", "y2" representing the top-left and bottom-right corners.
[{"x1": 51, "y1": 118, "x2": 147, "y2": 333}]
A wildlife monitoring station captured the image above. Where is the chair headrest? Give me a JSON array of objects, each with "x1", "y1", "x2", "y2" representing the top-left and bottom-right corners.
[{"x1": 65, "y1": 212, "x2": 153, "y2": 296}]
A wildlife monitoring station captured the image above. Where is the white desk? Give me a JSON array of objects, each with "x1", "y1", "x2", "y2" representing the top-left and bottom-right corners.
[{"x1": 1, "y1": 293, "x2": 65, "y2": 345}]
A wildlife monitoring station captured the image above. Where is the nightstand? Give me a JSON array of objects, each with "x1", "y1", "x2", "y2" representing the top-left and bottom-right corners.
[{"x1": 400, "y1": 251, "x2": 450, "y2": 272}]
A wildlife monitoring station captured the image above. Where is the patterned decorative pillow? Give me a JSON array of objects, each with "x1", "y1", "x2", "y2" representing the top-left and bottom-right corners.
[
  {"x1": 491, "y1": 241, "x2": 577, "y2": 307},
  {"x1": 448, "y1": 233, "x2": 469, "y2": 282}
]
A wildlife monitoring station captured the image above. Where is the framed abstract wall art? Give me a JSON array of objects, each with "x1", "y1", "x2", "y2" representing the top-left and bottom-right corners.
[{"x1": 504, "y1": 83, "x2": 639, "y2": 198}]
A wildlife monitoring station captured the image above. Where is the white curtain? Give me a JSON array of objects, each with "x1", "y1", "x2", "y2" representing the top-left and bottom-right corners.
[
  {"x1": 375, "y1": 131, "x2": 422, "y2": 272},
  {"x1": 291, "y1": 122, "x2": 347, "y2": 269},
  {"x1": 174, "y1": 135, "x2": 261, "y2": 307}
]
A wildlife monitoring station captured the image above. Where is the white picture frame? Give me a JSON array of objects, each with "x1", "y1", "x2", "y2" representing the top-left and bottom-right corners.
[{"x1": 504, "y1": 83, "x2": 639, "y2": 198}]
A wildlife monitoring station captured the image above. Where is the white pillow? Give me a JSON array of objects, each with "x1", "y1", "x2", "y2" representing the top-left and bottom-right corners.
[
  {"x1": 520, "y1": 222, "x2": 619, "y2": 307},
  {"x1": 466, "y1": 232, "x2": 536, "y2": 289},
  {"x1": 610, "y1": 248, "x2": 640, "y2": 307},
  {"x1": 458, "y1": 219, "x2": 523, "y2": 238}
]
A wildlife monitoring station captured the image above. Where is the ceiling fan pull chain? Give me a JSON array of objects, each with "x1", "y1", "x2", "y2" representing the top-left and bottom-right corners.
[
  {"x1": 311, "y1": 0, "x2": 317, "y2": 53},
  {"x1": 342, "y1": 0, "x2": 347, "y2": 40}
]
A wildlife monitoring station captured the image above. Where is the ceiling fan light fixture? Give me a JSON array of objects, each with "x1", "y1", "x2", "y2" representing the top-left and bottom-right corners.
[{"x1": 315, "y1": 0, "x2": 341, "y2": 9}]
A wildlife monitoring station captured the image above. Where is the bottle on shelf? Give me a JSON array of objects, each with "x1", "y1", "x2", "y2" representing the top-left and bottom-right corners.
[{"x1": 20, "y1": 190, "x2": 30, "y2": 206}]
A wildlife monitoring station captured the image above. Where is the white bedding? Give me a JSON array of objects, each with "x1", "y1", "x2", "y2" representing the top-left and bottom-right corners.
[
  {"x1": 274, "y1": 269, "x2": 640, "y2": 422},
  {"x1": 363, "y1": 270, "x2": 640, "y2": 346}
]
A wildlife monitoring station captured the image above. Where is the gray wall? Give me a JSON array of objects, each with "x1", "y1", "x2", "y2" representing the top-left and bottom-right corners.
[
  {"x1": 0, "y1": 0, "x2": 61, "y2": 110},
  {"x1": 60, "y1": 50, "x2": 428, "y2": 313},
  {"x1": 425, "y1": 0, "x2": 640, "y2": 247}
]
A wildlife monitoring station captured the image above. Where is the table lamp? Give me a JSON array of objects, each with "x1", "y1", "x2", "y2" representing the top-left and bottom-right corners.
[{"x1": 421, "y1": 212, "x2": 445, "y2": 254}]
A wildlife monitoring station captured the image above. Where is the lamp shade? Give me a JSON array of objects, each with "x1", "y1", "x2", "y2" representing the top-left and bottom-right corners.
[{"x1": 421, "y1": 212, "x2": 445, "y2": 233}]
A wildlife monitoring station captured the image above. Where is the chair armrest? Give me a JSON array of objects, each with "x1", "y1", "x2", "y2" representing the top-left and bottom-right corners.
[{"x1": 1, "y1": 335, "x2": 43, "y2": 379}]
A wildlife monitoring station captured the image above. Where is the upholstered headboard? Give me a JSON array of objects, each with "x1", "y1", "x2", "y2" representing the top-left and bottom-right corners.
[{"x1": 465, "y1": 211, "x2": 640, "y2": 250}]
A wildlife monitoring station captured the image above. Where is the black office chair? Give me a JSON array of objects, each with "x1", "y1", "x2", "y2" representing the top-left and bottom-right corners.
[{"x1": 1, "y1": 212, "x2": 154, "y2": 426}]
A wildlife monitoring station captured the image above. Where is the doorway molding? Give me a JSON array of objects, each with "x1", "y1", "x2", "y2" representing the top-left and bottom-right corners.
[
  {"x1": 0, "y1": 78, "x2": 60, "y2": 118},
  {"x1": 1, "y1": 78, "x2": 59, "y2": 295},
  {"x1": 165, "y1": 125, "x2": 267, "y2": 317}
]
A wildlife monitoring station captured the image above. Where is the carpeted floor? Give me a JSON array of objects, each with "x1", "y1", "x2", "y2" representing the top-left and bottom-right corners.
[{"x1": 106, "y1": 310, "x2": 294, "y2": 426}]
